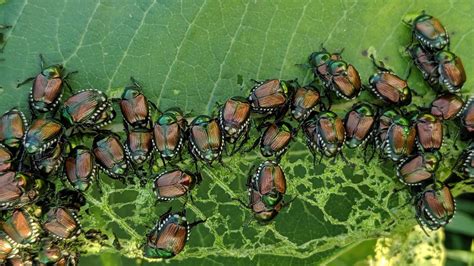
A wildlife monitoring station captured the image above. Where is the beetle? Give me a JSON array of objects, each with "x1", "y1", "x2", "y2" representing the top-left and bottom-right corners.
[
  {"x1": 290, "y1": 84, "x2": 321, "y2": 122},
  {"x1": 435, "y1": 50, "x2": 466, "y2": 93},
  {"x1": 23, "y1": 118, "x2": 64, "y2": 155},
  {"x1": 218, "y1": 96, "x2": 251, "y2": 153},
  {"x1": 37, "y1": 240, "x2": 68, "y2": 265},
  {"x1": 42, "y1": 207, "x2": 81, "y2": 240},
  {"x1": 430, "y1": 93, "x2": 464, "y2": 120},
  {"x1": 0, "y1": 231, "x2": 17, "y2": 263},
  {"x1": 414, "y1": 113, "x2": 443, "y2": 151},
  {"x1": 124, "y1": 124, "x2": 154, "y2": 167},
  {"x1": 249, "y1": 122, "x2": 296, "y2": 159},
  {"x1": 397, "y1": 151, "x2": 441, "y2": 186},
  {"x1": 0, "y1": 108, "x2": 28, "y2": 151},
  {"x1": 32, "y1": 141, "x2": 64, "y2": 176},
  {"x1": 375, "y1": 109, "x2": 401, "y2": 148},
  {"x1": 368, "y1": 56, "x2": 412, "y2": 106},
  {"x1": 459, "y1": 97, "x2": 473, "y2": 135},
  {"x1": 153, "y1": 169, "x2": 201, "y2": 201},
  {"x1": 92, "y1": 132, "x2": 129, "y2": 180},
  {"x1": 303, "y1": 111, "x2": 345, "y2": 162},
  {"x1": 0, "y1": 171, "x2": 45, "y2": 210},
  {"x1": 248, "y1": 79, "x2": 295, "y2": 116},
  {"x1": 414, "y1": 181, "x2": 455, "y2": 231},
  {"x1": 61, "y1": 89, "x2": 115, "y2": 130},
  {"x1": 236, "y1": 161, "x2": 293, "y2": 223},
  {"x1": 407, "y1": 43, "x2": 439, "y2": 87},
  {"x1": 153, "y1": 108, "x2": 188, "y2": 164},
  {"x1": 118, "y1": 77, "x2": 152, "y2": 128},
  {"x1": 0, "y1": 144, "x2": 13, "y2": 172},
  {"x1": 453, "y1": 143, "x2": 473, "y2": 180},
  {"x1": 64, "y1": 146, "x2": 96, "y2": 192},
  {"x1": 380, "y1": 116, "x2": 416, "y2": 162},
  {"x1": 88, "y1": 103, "x2": 116, "y2": 129},
  {"x1": 327, "y1": 59, "x2": 362, "y2": 100},
  {"x1": 4, "y1": 254, "x2": 35, "y2": 266},
  {"x1": 56, "y1": 189, "x2": 87, "y2": 212},
  {"x1": 308, "y1": 48, "x2": 342, "y2": 87},
  {"x1": 16, "y1": 55, "x2": 76, "y2": 115},
  {"x1": 344, "y1": 102, "x2": 377, "y2": 149},
  {"x1": 188, "y1": 115, "x2": 224, "y2": 166},
  {"x1": 0, "y1": 208, "x2": 40, "y2": 246},
  {"x1": 410, "y1": 12, "x2": 449, "y2": 51},
  {"x1": 143, "y1": 208, "x2": 205, "y2": 259}
]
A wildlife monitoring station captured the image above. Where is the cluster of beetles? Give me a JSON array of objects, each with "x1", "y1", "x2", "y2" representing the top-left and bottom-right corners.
[{"x1": 0, "y1": 11, "x2": 473, "y2": 263}]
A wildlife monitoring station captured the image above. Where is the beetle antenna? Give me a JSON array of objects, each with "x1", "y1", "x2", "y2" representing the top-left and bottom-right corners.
[
  {"x1": 130, "y1": 76, "x2": 142, "y2": 89},
  {"x1": 39, "y1": 54, "x2": 46, "y2": 69}
]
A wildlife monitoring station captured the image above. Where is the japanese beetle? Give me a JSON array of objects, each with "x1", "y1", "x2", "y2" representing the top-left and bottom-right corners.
[
  {"x1": 92, "y1": 132, "x2": 129, "y2": 180},
  {"x1": 23, "y1": 118, "x2": 64, "y2": 155},
  {"x1": 308, "y1": 48, "x2": 342, "y2": 87},
  {"x1": 290, "y1": 85, "x2": 321, "y2": 121},
  {"x1": 411, "y1": 13, "x2": 449, "y2": 51},
  {"x1": 414, "y1": 113, "x2": 443, "y2": 152},
  {"x1": 415, "y1": 182, "x2": 455, "y2": 230},
  {"x1": 251, "y1": 122, "x2": 296, "y2": 158},
  {"x1": 42, "y1": 207, "x2": 81, "y2": 240},
  {"x1": 0, "y1": 231, "x2": 17, "y2": 263},
  {"x1": 188, "y1": 115, "x2": 224, "y2": 165},
  {"x1": 119, "y1": 78, "x2": 152, "y2": 128},
  {"x1": 303, "y1": 111, "x2": 345, "y2": 160},
  {"x1": 0, "y1": 144, "x2": 13, "y2": 172},
  {"x1": 153, "y1": 108, "x2": 187, "y2": 163},
  {"x1": 459, "y1": 97, "x2": 474, "y2": 134},
  {"x1": 435, "y1": 51, "x2": 466, "y2": 93},
  {"x1": 32, "y1": 142, "x2": 64, "y2": 176},
  {"x1": 4, "y1": 254, "x2": 34, "y2": 266},
  {"x1": 380, "y1": 116, "x2": 416, "y2": 162},
  {"x1": 375, "y1": 109, "x2": 400, "y2": 148},
  {"x1": 124, "y1": 126, "x2": 154, "y2": 167},
  {"x1": 430, "y1": 93, "x2": 464, "y2": 120},
  {"x1": 248, "y1": 79, "x2": 293, "y2": 115},
  {"x1": 153, "y1": 169, "x2": 201, "y2": 201},
  {"x1": 458, "y1": 144, "x2": 473, "y2": 179},
  {"x1": 344, "y1": 102, "x2": 377, "y2": 149},
  {"x1": 56, "y1": 189, "x2": 87, "y2": 212},
  {"x1": 143, "y1": 208, "x2": 205, "y2": 259},
  {"x1": 327, "y1": 60, "x2": 362, "y2": 100},
  {"x1": 397, "y1": 151, "x2": 441, "y2": 186},
  {"x1": 61, "y1": 89, "x2": 115, "y2": 129},
  {"x1": 368, "y1": 56, "x2": 412, "y2": 106},
  {"x1": 64, "y1": 146, "x2": 96, "y2": 192},
  {"x1": 218, "y1": 97, "x2": 251, "y2": 152},
  {"x1": 237, "y1": 161, "x2": 292, "y2": 223},
  {"x1": 0, "y1": 171, "x2": 44, "y2": 210},
  {"x1": 0, "y1": 208, "x2": 40, "y2": 246},
  {"x1": 407, "y1": 43, "x2": 439, "y2": 87},
  {"x1": 0, "y1": 108, "x2": 28, "y2": 151},
  {"x1": 17, "y1": 55, "x2": 75, "y2": 114},
  {"x1": 37, "y1": 240, "x2": 67, "y2": 265}
]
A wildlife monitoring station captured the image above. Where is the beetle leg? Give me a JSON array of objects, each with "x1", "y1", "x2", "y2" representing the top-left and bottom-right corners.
[
  {"x1": 62, "y1": 79, "x2": 74, "y2": 94},
  {"x1": 282, "y1": 195, "x2": 297, "y2": 208},
  {"x1": 234, "y1": 125, "x2": 251, "y2": 154},
  {"x1": 16, "y1": 77, "x2": 35, "y2": 88},
  {"x1": 233, "y1": 197, "x2": 250, "y2": 209},
  {"x1": 245, "y1": 136, "x2": 260, "y2": 153},
  {"x1": 188, "y1": 219, "x2": 206, "y2": 230}
]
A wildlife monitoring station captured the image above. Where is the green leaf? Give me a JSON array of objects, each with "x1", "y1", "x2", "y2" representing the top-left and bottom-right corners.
[{"x1": 0, "y1": 0, "x2": 472, "y2": 265}]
